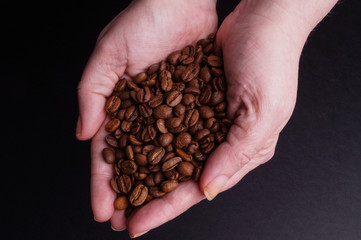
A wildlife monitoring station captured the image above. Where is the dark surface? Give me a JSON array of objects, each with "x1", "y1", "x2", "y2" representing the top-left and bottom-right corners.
[{"x1": 3, "y1": 0, "x2": 361, "y2": 239}]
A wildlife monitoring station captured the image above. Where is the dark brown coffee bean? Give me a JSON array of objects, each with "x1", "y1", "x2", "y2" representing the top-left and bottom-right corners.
[
  {"x1": 120, "y1": 160, "x2": 137, "y2": 174},
  {"x1": 182, "y1": 63, "x2": 200, "y2": 82},
  {"x1": 149, "y1": 187, "x2": 166, "y2": 198},
  {"x1": 155, "y1": 119, "x2": 168, "y2": 134},
  {"x1": 142, "y1": 145, "x2": 155, "y2": 155},
  {"x1": 164, "y1": 169, "x2": 179, "y2": 180},
  {"x1": 192, "y1": 166, "x2": 202, "y2": 181},
  {"x1": 215, "y1": 102, "x2": 227, "y2": 112},
  {"x1": 120, "y1": 120, "x2": 132, "y2": 132},
  {"x1": 194, "y1": 150, "x2": 207, "y2": 161},
  {"x1": 147, "y1": 63, "x2": 160, "y2": 75},
  {"x1": 200, "y1": 66, "x2": 212, "y2": 83},
  {"x1": 174, "y1": 104, "x2": 186, "y2": 117},
  {"x1": 202, "y1": 141, "x2": 215, "y2": 154},
  {"x1": 207, "y1": 55, "x2": 222, "y2": 67},
  {"x1": 182, "y1": 45, "x2": 195, "y2": 56},
  {"x1": 141, "y1": 125, "x2": 157, "y2": 142},
  {"x1": 212, "y1": 77, "x2": 226, "y2": 92},
  {"x1": 153, "y1": 104, "x2": 173, "y2": 119},
  {"x1": 161, "y1": 180, "x2": 178, "y2": 193},
  {"x1": 110, "y1": 177, "x2": 120, "y2": 193},
  {"x1": 136, "y1": 87, "x2": 151, "y2": 103},
  {"x1": 158, "y1": 133, "x2": 174, "y2": 147},
  {"x1": 114, "y1": 78, "x2": 127, "y2": 92},
  {"x1": 162, "y1": 152, "x2": 175, "y2": 162},
  {"x1": 159, "y1": 70, "x2": 173, "y2": 92},
  {"x1": 103, "y1": 148, "x2": 115, "y2": 164},
  {"x1": 165, "y1": 144, "x2": 174, "y2": 152},
  {"x1": 129, "y1": 184, "x2": 148, "y2": 207},
  {"x1": 134, "y1": 153, "x2": 148, "y2": 166},
  {"x1": 211, "y1": 67, "x2": 223, "y2": 76},
  {"x1": 114, "y1": 196, "x2": 129, "y2": 210},
  {"x1": 148, "y1": 147, "x2": 165, "y2": 165},
  {"x1": 125, "y1": 145, "x2": 134, "y2": 160},
  {"x1": 199, "y1": 105, "x2": 215, "y2": 119},
  {"x1": 138, "y1": 166, "x2": 150, "y2": 174},
  {"x1": 175, "y1": 148, "x2": 193, "y2": 161},
  {"x1": 145, "y1": 173, "x2": 156, "y2": 187},
  {"x1": 133, "y1": 72, "x2": 147, "y2": 84},
  {"x1": 215, "y1": 131, "x2": 226, "y2": 143},
  {"x1": 120, "y1": 99, "x2": 134, "y2": 109},
  {"x1": 186, "y1": 141, "x2": 199, "y2": 154},
  {"x1": 199, "y1": 88, "x2": 212, "y2": 104},
  {"x1": 116, "y1": 109, "x2": 126, "y2": 121},
  {"x1": 105, "y1": 135, "x2": 118, "y2": 148},
  {"x1": 195, "y1": 129, "x2": 211, "y2": 141},
  {"x1": 117, "y1": 174, "x2": 132, "y2": 194},
  {"x1": 148, "y1": 95, "x2": 163, "y2": 108},
  {"x1": 184, "y1": 87, "x2": 201, "y2": 95},
  {"x1": 138, "y1": 103, "x2": 152, "y2": 118},
  {"x1": 174, "y1": 132, "x2": 192, "y2": 149},
  {"x1": 167, "y1": 50, "x2": 181, "y2": 65},
  {"x1": 203, "y1": 43, "x2": 214, "y2": 55},
  {"x1": 166, "y1": 90, "x2": 182, "y2": 107},
  {"x1": 182, "y1": 93, "x2": 195, "y2": 105},
  {"x1": 105, "y1": 96, "x2": 121, "y2": 113},
  {"x1": 119, "y1": 134, "x2": 128, "y2": 149},
  {"x1": 148, "y1": 163, "x2": 162, "y2": 172},
  {"x1": 128, "y1": 134, "x2": 143, "y2": 146},
  {"x1": 197, "y1": 38, "x2": 209, "y2": 48},
  {"x1": 211, "y1": 91, "x2": 225, "y2": 106},
  {"x1": 162, "y1": 156, "x2": 182, "y2": 171},
  {"x1": 115, "y1": 149, "x2": 124, "y2": 160},
  {"x1": 184, "y1": 109, "x2": 199, "y2": 127},
  {"x1": 166, "y1": 117, "x2": 182, "y2": 129},
  {"x1": 172, "y1": 82, "x2": 186, "y2": 91},
  {"x1": 154, "y1": 172, "x2": 164, "y2": 185},
  {"x1": 133, "y1": 145, "x2": 143, "y2": 153},
  {"x1": 126, "y1": 80, "x2": 140, "y2": 91},
  {"x1": 124, "y1": 106, "x2": 138, "y2": 121},
  {"x1": 179, "y1": 55, "x2": 194, "y2": 65}
]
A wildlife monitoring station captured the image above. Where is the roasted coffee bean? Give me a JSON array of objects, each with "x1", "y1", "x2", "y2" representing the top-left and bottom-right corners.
[
  {"x1": 195, "y1": 129, "x2": 211, "y2": 141},
  {"x1": 207, "y1": 55, "x2": 222, "y2": 67},
  {"x1": 114, "y1": 196, "x2": 129, "y2": 210},
  {"x1": 166, "y1": 117, "x2": 182, "y2": 129},
  {"x1": 158, "y1": 133, "x2": 174, "y2": 147},
  {"x1": 105, "y1": 135, "x2": 118, "y2": 148},
  {"x1": 150, "y1": 186, "x2": 166, "y2": 198},
  {"x1": 129, "y1": 184, "x2": 148, "y2": 207},
  {"x1": 133, "y1": 145, "x2": 143, "y2": 154},
  {"x1": 134, "y1": 153, "x2": 148, "y2": 166},
  {"x1": 119, "y1": 134, "x2": 128, "y2": 149},
  {"x1": 182, "y1": 63, "x2": 200, "y2": 82},
  {"x1": 159, "y1": 70, "x2": 173, "y2": 92},
  {"x1": 114, "y1": 78, "x2": 127, "y2": 92},
  {"x1": 184, "y1": 87, "x2": 201, "y2": 96},
  {"x1": 126, "y1": 80, "x2": 140, "y2": 91},
  {"x1": 199, "y1": 88, "x2": 212, "y2": 104},
  {"x1": 120, "y1": 160, "x2": 137, "y2": 174},
  {"x1": 117, "y1": 174, "x2": 132, "y2": 194},
  {"x1": 134, "y1": 72, "x2": 148, "y2": 84},
  {"x1": 148, "y1": 147, "x2": 165, "y2": 165},
  {"x1": 128, "y1": 134, "x2": 143, "y2": 146},
  {"x1": 166, "y1": 90, "x2": 182, "y2": 107},
  {"x1": 174, "y1": 104, "x2": 186, "y2": 117},
  {"x1": 172, "y1": 82, "x2": 186, "y2": 91},
  {"x1": 211, "y1": 91, "x2": 225, "y2": 106},
  {"x1": 147, "y1": 63, "x2": 160, "y2": 75},
  {"x1": 145, "y1": 173, "x2": 156, "y2": 187},
  {"x1": 192, "y1": 166, "x2": 202, "y2": 181},
  {"x1": 200, "y1": 66, "x2": 212, "y2": 83},
  {"x1": 155, "y1": 119, "x2": 168, "y2": 134},
  {"x1": 168, "y1": 124, "x2": 187, "y2": 134},
  {"x1": 115, "y1": 149, "x2": 124, "y2": 160},
  {"x1": 186, "y1": 141, "x2": 199, "y2": 154},
  {"x1": 199, "y1": 105, "x2": 215, "y2": 119},
  {"x1": 194, "y1": 150, "x2": 207, "y2": 161},
  {"x1": 167, "y1": 50, "x2": 181, "y2": 65},
  {"x1": 176, "y1": 148, "x2": 193, "y2": 161},
  {"x1": 142, "y1": 145, "x2": 155, "y2": 155},
  {"x1": 105, "y1": 118, "x2": 120, "y2": 132},
  {"x1": 141, "y1": 125, "x2": 157, "y2": 142},
  {"x1": 105, "y1": 96, "x2": 121, "y2": 113},
  {"x1": 161, "y1": 180, "x2": 178, "y2": 193},
  {"x1": 161, "y1": 152, "x2": 175, "y2": 162},
  {"x1": 162, "y1": 156, "x2": 182, "y2": 171},
  {"x1": 125, "y1": 145, "x2": 134, "y2": 160},
  {"x1": 153, "y1": 105, "x2": 173, "y2": 119},
  {"x1": 184, "y1": 109, "x2": 199, "y2": 127},
  {"x1": 164, "y1": 169, "x2": 179, "y2": 180},
  {"x1": 148, "y1": 163, "x2": 162, "y2": 172},
  {"x1": 110, "y1": 177, "x2": 120, "y2": 193},
  {"x1": 182, "y1": 93, "x2": 195, "y2": 105},
  {"x1": 103, "y1": 148, "x2": 115, "y2": 164},
  {"x1": 174, "y1": 132, "x2": 192, "y2": 149},
  {"x1": 202, "y1": 141, "x2": 215, "y2": 154},
  {"x1": 148, "y1": 95, "x2": 163, "y2": 109}
]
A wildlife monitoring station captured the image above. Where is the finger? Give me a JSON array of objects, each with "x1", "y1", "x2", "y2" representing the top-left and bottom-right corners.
[
  {"x1": 126, "y1": 181, "x2": 204, "y2": 238},
  {"x1": 199, "y1": 116, "x2": 278, "y2": 201},
  {"x1": 76, "y1": 41, "x2": 127, "y2": 140},
  {"x1": 110, "y1": 210, "x2": 127, "y2": 231},
  {"x1": 91, "y1": 118, "x2": 116, "y2": 222}
]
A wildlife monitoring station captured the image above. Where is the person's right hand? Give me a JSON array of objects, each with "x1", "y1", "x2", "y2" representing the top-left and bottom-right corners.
[{"x1": 76, "y1": 0, "x2": 218, "y2": 235}]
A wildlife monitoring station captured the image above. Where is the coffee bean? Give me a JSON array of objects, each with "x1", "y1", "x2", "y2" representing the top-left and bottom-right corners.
[
  {"x1": 126, "y1": 80, "x2": 140, "y2": 91},
  {"x1": 105, "y1": 135, "x2": 118, "y2": 148},
  {"x1": 125, "y1": 145, "x2": 134, "y2": 160},
  {"x1": 184, "y1": 109, "x2": 199, "y2": 127},
  {"x1": 133, "y1": 72, "x2": 148, "y2": 84},
  {"x1": 148, "y1": 95, "x2": 163, "y2": 108},
  {"x1": 211, "y1": 91, "x2": 225, "y2": 106},
  {"x1": 184, "y1": 87, "x2": 201, "y2": 96},
  {"x1": 149, "y1": 186, "x2": 166, "y2": 198},
  {"x1": 119, "y1": 134, "x2": 128, "y2": 149},
  {"x1": 120, "y1": 160, "x2": 137, "y2": 174},
  {"x1": 215, "y1": 102, "x2": 227, "y2": 112},
  {"x1": 161, "y1": 180, "x2": 178, "y2": 193},
  {"x1": 120, "y1": 120, "x2": 133, "y2": 132},
  {"x1": 141, "y1": 125, "x2": 157, "y2": 142},
  {"x1": 158, "y1": 133, "x2": 174, "y2": 147},
  {"x1": 128, "y1": 134, "x2": 143, "y2": 146},
  {"x1": 159, "y1": 70, "x2": 173, "y2": 92},
  {"x1": 186, "y1": 141, "x2": 199, "y2": 154},
  {"x1": 114, "y1": 78, "x2": 127, "y2": 92},
  {"x1": 166, "y1": 117, "x2": 182, "y2": 129},
  {"x1": 182, "y1": 63, "x2": 200, "y2": 82},
  {"x1": 167, "y1": 50, "x2": 181, "y2": 65},
  {"x1": 195, "y1": 129, "x2": 211, "y2": 141},
  {"x1": 164, "y1": 169, "x2": 179, "y2": 180},
  {"x1": 199, "y1": 105, "x2": 215, "y2": 119},
  {"x1": 175, "y1": 148, "x2": 193, "y2": 161},
  {"x1": 153, "y1": 104, "x2": 173, "y2": 119},
  {"x1": 182, "y1": 93, "x2": 195, "y2": 105},
  {"x1": 148, "y1": 147, "x2": 165, "y2": 165},
  {"x1": 124, "y1": 106, "x2": 138, "y2": 121},
  {"x1": 174, "y1": 132, "x2": 192, "y2": 149},
  {"x1": 105, "y1": 96, "x2": 121, "y2": 113},
  {"x1": 174, "y1": 104, "x2": 186, "y2": 117},
  {"x1": 129, "y1": 184, "x2": 148, "y2": 207},
  {"x1": 114, "y1": 196, "x2": 129, "y2": 210},
  {"x1": 110, "y1": 177, "x2": 120, "y2": 193},
  {"x1": 166, "y1": 90, "x2": 183, "y2": 107},
  {"x1": 147, "y1": 63, "x2": 160, "y2": 75},
  {"x1": 103, "y1": 148, "x2": 115, "y2": 164},
  {"x1": 117, "y1": 174, "x2": 132, "y2": 194},
  {"x1": 155, "y1": 119, "x2": 168, "y2": 134},
  {"x1": 162, "y1": 156, "x2": 182, "y2": 172}
]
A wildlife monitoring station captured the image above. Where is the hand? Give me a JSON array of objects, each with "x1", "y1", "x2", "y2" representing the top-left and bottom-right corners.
[{"x1": 76, "y1": 0, "x2": 218, "y2": 236}]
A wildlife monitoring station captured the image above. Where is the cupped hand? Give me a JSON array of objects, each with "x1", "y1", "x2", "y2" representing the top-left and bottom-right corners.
[{"x1": 76, "y1": 0, "x2": 218, "y2": 236}]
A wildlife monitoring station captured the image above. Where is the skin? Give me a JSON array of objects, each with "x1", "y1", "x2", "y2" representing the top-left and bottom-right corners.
[{"x1": 76, "y1": 0, "x2": 338, "y2": 237}]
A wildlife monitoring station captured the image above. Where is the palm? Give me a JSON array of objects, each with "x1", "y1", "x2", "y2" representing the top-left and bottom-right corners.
[{"x1": 86, "y1": 0, "x2": 218, "y2": 234}]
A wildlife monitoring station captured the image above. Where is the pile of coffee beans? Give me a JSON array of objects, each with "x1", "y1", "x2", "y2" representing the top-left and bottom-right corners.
[{"x1": 102, "y1": 33, "x2": 231, "y2": 215}]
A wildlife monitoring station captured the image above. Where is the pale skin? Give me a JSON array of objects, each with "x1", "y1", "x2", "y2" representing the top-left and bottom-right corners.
[{"x1": 76, "y1": 0, "x2": 338, "y2": 237}]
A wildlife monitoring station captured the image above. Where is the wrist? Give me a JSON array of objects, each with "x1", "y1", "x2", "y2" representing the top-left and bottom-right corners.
[{"x1": 235, "y1": 0, "x2": 338, "y2": 47}]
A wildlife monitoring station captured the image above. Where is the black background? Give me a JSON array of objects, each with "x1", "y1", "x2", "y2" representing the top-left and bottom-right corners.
[{"x1": 3, "y1": 0, "x2": 361, "y2": 239}]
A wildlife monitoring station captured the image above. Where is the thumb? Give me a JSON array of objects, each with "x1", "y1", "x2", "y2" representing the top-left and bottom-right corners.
[
  {"x1": 199, "y1": 114, "x2": 277, "y2": 200},
  {"x1": 76, "y1": 43, "x2": 127, "y2": 140}
]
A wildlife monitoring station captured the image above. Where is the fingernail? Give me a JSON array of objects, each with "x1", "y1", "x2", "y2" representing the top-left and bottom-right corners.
[
  {"x1": 203, "y1": 175, "x2": 228, "y2": 201},
  {"x1": 130, "y1": 230, "x2": 149, "y2": 238},
  {"x1": 111, "y1": 225, "x2": 126, "y2": 232},
  {"x1": 76, "y1": 116, "x2": 81, "y2": 137}
]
